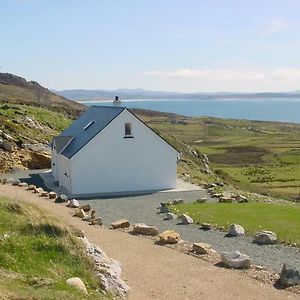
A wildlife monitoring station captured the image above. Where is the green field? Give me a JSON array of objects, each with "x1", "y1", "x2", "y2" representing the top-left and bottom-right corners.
[
  {"x1": 144, "y1": 113, "x2": 300, "y2": 200},
  {"x1": 171, "y1": 202, "x2": 300, "y2": 245},
  {"x1": 0, "y1": 197, "x2": 107, "y2": 299}
]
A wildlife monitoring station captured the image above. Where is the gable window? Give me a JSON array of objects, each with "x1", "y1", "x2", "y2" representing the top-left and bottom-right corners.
[{"x1": 124, "y1": 123, "x2": 133, "y2": 138}]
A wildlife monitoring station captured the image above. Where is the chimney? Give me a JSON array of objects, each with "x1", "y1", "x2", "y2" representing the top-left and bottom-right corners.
[{"x1": 113, "y1": 95, "x2": 122, "y2": 107}]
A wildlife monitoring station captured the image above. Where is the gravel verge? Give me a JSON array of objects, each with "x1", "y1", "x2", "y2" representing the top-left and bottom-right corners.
[{"x1": 80, "y1": 190, "x2": 300, "y2": 273}]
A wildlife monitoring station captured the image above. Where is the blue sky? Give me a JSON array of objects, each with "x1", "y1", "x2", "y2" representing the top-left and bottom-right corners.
[{"x1": 1, "y1": 0, "x2": 300, "y2": 92}]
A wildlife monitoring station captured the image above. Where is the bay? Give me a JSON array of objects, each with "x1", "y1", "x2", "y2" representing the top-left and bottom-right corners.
[{"x1": 81, "y1": 99, "x2": 300, "y2": 123}]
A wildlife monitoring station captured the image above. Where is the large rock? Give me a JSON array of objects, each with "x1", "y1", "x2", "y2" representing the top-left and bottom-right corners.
[
  {"x1": 27, "y1": 184, "x2": 36, "y2": 190},
  {"x1": 196, "y1": 198, "x2": 207, "y2": 203},
  {"x1": 158, "y1": 230, "x2": 181, "y2": 244},
  {"x1": 173, "y1": 198, "x2": 184, "y2": 205},
  {"x1": 164, "y1": 212, "x2": 177, "y2": 220},
  {"x1": 220, "y1": 251, "x2": 251, "y2": 269},
  {"x1": 159, "y1": 205, "x2": 170, "y2": 213},
  {"x1": 253, "y1": 230, "x2": 277, "y2": 245},
  {"x1": 34, "y1": 187, "x2": 44, "y2": 194},
  {"x1": 67, "y1": 199, "x2": 80, "y2": 208},
  {"x1": 11, "y1": 179, "x2": 20, "y2": 186},
  {"x1": 200, "y1": 223, "x2": 213, "y2": 230},
  {"x1": 0, "y1": 141, "x2": 13, "y2": 153},
  {"x1": 228, "y1": 224, "x2": 245, "y2": 236},
  {"x1": 111, "y1": 219, "x2": 130, "y2": 229},
  {"x1": 66, "y1": 277, "x2": 88, "y2": 295},
  {"x1": 48, "y1": 191, "x2": 57, "y2": 199},
  {"x1": 40, "y1": 191, "x2": 48, "y2": 197},
  {"x1": 280, "y1": 263, "x2": 300, "y2": 287},
  {"x1": 80, "y1": 204, "x2": 91, "y2": 212},
  {"x1": 132, "y1": 223, "x2": 159, "y2": 236},
  {"x1": 193, "y1": 242, "x2": 212, "y2": 254},
  {"x1": 90, "y1": 217, "x2": 102, "y2": 226},
  {"x1": 19, "y1": 182, "x2": 28, "y2": 188},
  {"x1": 181, "y1": 214, "x2": 193, "y2": 225},
  {"x1": 74, "y1": 209, "x2": 86, "y2": 218},
  {"x1": 55, "y1": 194, "x2": 68, "y2": 203}
]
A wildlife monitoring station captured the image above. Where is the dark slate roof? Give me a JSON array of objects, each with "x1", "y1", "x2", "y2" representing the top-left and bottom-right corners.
[
  {"x1": 53, "y1": 136, "x2": 74, "y2": 153},
  {"x1": 59, "y1": 106, "x2": 125, "y2": 158}
]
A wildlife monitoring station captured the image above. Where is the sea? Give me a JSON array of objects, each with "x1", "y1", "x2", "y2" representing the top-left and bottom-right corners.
[{"x1": 81, "y1": 99, "x2": 300, "y2": 123}]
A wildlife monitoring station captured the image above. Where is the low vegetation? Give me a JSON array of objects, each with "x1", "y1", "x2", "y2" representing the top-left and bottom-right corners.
[
  {"x1": 141, "y1": 111, "x2": 300, "y2": 200},
  {"x1": 0, "y1": 196, "x2": 107, "y2": 299},
  {"x1": 171, "y1": 202, "x2": 300, "y2": 245}
]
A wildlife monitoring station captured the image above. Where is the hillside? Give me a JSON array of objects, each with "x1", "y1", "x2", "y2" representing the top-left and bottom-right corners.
[{"x1": 0, "y1": 73, "x2": 85, "y2": 116}]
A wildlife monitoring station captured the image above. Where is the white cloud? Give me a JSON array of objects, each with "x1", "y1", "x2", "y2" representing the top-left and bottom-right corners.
[
  {"x1": 142, "y1": 68, "x2": 300, "y2": 92},
  {"x1": 262, "y1": 18, "x2": 292, "y2": 36}
]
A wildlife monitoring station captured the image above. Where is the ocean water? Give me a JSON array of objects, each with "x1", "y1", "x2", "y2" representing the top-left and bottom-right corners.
[{"x1": 82, "y1": 99, "x2": 300, "y2": 123}]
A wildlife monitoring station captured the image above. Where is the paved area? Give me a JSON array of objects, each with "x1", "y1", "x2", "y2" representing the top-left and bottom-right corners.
[{"x1": 0, "y1": 184, "x2": 297, "y2": 300}]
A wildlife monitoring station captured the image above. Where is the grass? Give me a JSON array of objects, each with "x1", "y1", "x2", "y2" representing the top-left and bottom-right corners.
[
  {"x1": 171, "y1": 202, "x2": 300, "y2": 245},
  {"x1": 0, "y1": 197, "x2": 108, "y2": 299},
  {"x1": 142, "y1": 112, "x2": 300, "y2": 200}
]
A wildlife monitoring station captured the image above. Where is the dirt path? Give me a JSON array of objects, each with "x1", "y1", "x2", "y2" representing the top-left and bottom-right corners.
[{"x1": 0, "y1": 185, "x2": 297, "y2": 300}]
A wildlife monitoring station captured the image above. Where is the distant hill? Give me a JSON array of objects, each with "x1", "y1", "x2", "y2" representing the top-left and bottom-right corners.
[
  {"x1": 55, "y1": 88, "x2": 300, "y2": 101},
  {"x1": 0, "y1": 73, "x2": 85, "y2": 116}
]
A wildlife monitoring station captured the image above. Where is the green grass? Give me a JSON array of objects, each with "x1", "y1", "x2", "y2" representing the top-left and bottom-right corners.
[
  {"x1": 171, "y1": 202, "x2": 300, "y2": 245},
  {"x1": 0, "y1": 197, "x2": 108, "y2": 299},
  {"x1": 145, "y1": 113, "x2": 300, "y2": 200}
]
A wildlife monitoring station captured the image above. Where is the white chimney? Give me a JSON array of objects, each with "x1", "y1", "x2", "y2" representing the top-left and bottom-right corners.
[{"x1": 113, "y1": 96, "x2": 122, "y2": 107}]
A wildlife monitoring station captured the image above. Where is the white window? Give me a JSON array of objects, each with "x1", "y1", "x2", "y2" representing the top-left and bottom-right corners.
[{"x1": 83, "y1": 121, "x2": 95, "y2": 130}]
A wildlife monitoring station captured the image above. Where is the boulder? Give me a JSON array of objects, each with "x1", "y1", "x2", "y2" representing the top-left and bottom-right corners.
[
  {"x1": 34, "y1": 187, "x2": 44, "y2": 194},
  {"x1": 253, "y1": 230, "x2": 277, "y2": 245},
  {"x1": 48, "y1": 191, "x2": 56, "y2": 199},
  {"x1": 67, "y1": 199, "x2": 80, "y2": 208},
  {"x1": 181, "y1": 214, "x2": 193, "y2": 225},
  {"x1": 55, "y1": 194, "x2": 68, "y2": 203},
  {"x1": 228, "y1": 224, "x2": 245, "y2": 236},
  {"x1": 90, "y1": 217, "x2": 102, "y2": 226},
  {"x1": 41, "y1": 191, "x2": 48, "y2": 197},
  {"x1": 27, "y1": 184, "x2": 36, "y2": 190},
  {"x1": 164, "y1": 212, "x2": 177, "y2": 220},
  {"x1": 158, "y1": 230, "x2": 181, "y2": 244},
  {"x1": 220, "y1": 251, "x2": 251, "y2": 269},
  {"x1": 83, "y1": 210, "x2": 96, "y2": 222},
  {"x1": 200, "y1": 223, "x2": 213, "y2": 230},
  {"x1": 74, "y1": 209, "x2": 86, "y2": 218},
  {"x1": 66, "y1": 277, "x2": 88, "y2": 295},
  {"x1": 11, "y1": 179, "x2": 20, "y2": 186},
  {"x1": 280, "y1": 263, "x2": 300, "y2": 287},
  {"x1": 236, "y1": 195, "x2": 248, "y2": 203},
  {"x1": 80, "y1": 204, "x2": 91, "y2": 212},
  {"x1": 193, "y1": 242, "x2": 212, "y2": 254},
  {"x1": 173, "y1": 198, "x2": 184, "y2": 205},
  {"x1": 196, "y1": 198, "x2": 207, "y2": 203},
  {"x1": 0, "y1": 141, "x2": 13, "y2": 153},
  {"x1": 132, "y1": 223, "x2": 159, "y2": 236},
  {"x1": 1, "y1": 178, "x2": 7, "y2": 184},
  {"x1": 219, "y1": 197, "x2": 233, "y2": 203},
  {"x1": 6, "y1": 178, "x2": 14, "y2": 184},
  {"x1": 18, "y1": 182, "x2": 28, "y2": 187},
  {"x1": 159, "y1": 205, "x2": 170, "y2": 213},
  {"x1": 111, "y1": 219, "x2": 130, "y2": 229}
]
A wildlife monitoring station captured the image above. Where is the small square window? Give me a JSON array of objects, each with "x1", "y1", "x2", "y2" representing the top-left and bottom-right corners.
[{"x1": 125, "y1": 123, "x2": 132, "y2": 136}]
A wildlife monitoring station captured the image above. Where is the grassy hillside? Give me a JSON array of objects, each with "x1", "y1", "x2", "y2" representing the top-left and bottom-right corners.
[
  {"x1": 0, "y1": 73, "x2": 85, "y2": 117},
  {"x1": 0, "y1": 196, "x2": 107, "y2": 299},
  {"x1": 137, "y1": 110, "x2": 300, "y2": 200}
]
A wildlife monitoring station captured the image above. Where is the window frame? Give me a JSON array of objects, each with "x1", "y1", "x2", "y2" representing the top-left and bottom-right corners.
[{"x1": 124, "y1": 122, "x2": 133, "y2": 138}]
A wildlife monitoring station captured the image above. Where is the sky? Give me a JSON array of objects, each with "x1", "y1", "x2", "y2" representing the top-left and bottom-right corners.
[{"x1": 1, "y1": 0, "x2": 300, "y2": 92}]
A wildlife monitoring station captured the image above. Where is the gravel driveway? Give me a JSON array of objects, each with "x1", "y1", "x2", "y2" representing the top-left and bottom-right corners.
[{"x1": 80, "y1": 190, "x2": 300, "y2": 273}]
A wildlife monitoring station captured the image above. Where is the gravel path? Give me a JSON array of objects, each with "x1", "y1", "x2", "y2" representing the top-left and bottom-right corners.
[{"x1": 80, "y1": 190, "x2": 300, "y2": 273}]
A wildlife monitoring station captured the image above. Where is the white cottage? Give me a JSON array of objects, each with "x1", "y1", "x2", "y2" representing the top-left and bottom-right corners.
[{"x1": 51, "y1": 105, "x2": 179, "y2": 197}]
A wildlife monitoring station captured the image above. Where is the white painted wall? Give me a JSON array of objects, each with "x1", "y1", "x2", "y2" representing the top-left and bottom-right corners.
[
  {"x1": 57, "y1": 154, "x2": 71, "y2": 192},
  {"x1": 68, "y1": 109, "x2": 178, "y2": 196}
]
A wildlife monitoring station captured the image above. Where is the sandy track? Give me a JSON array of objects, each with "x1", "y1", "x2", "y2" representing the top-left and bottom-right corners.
[{"x1": 0, "y1": 185, "x2": 297, "y2": 300}]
